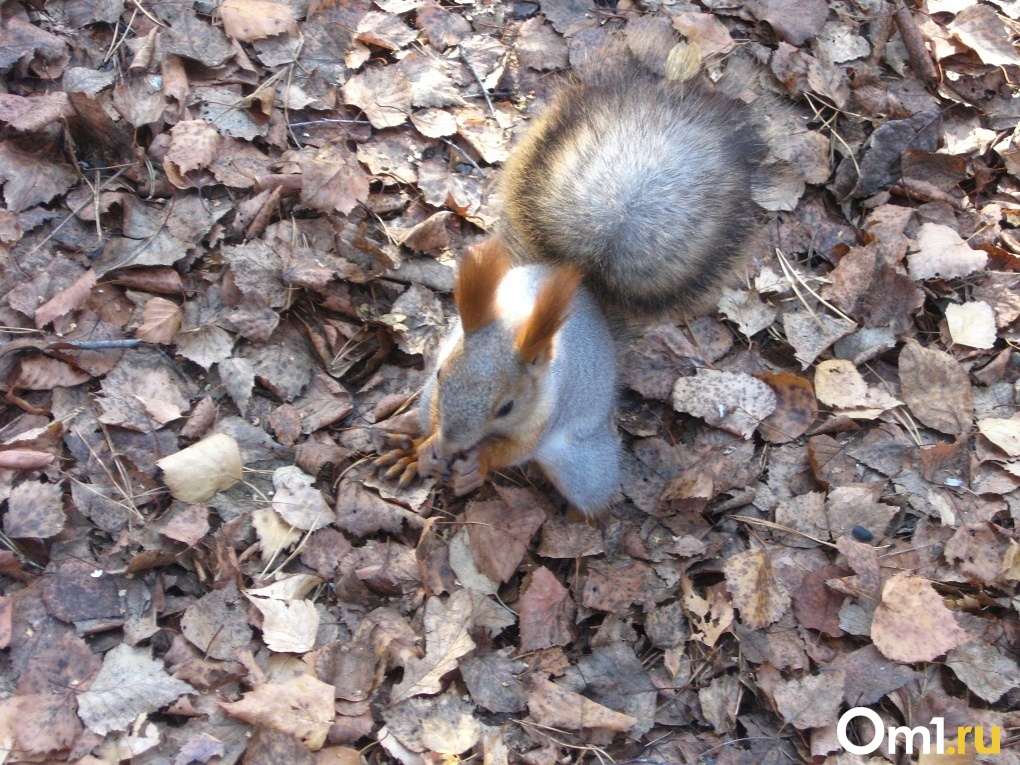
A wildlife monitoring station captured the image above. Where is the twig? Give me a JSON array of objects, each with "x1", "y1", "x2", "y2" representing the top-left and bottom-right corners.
[
  {"x1": 894, "y1": 5, "x2": 939, "y2": 84},
  {"x1": 441, "y1": 138, "x2": 482, "y2": 172},
  {"x1": 459, "y1": 44, "x2": 498, "y2": 119}
]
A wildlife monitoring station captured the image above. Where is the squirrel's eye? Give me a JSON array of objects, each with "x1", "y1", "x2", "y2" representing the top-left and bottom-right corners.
[{"x1": 496, "y1": 400, "x2": 514, "y2": 418}]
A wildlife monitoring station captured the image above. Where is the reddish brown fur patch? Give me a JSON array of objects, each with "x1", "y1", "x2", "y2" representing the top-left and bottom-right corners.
[
  {"x1": 455, "y1": 239, "x2": 512, "y2": 334},
  {"x1": 515, "y1": 266, "x2": 582, "y2": 364}
]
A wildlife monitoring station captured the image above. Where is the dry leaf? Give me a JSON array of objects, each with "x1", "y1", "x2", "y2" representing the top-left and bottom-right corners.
[
  {"x1": 672, "y1": 369, "x2": 777, "y2": 438},
  {"x1": 977, "y1": 417, "x2": 1020, "y2": 457},
  {"x1": 390, "y1": 590, "x2": 476, "y2": 703},
  {"x1": 157, "y1": 433, "x2": 243, "y2": 502},
  {"x1": 945, "y1": 301, "x2": 996, "y2": 349},
  {"x1": 77, "y1": 644, "x2": 194, "y2": 736},
  {"x1": 527, "y1": 676, "x2": 637, "y2": 733},
  {"x1": 723, "y1": 547, "x2": 791, "y2": 629},
  {"x1": 898, "y1": 339, "x2": 973, "y2": 436},
  {"x1": 219, "y1": 0, "x2": 298, "y2": 42},
  {"x1": 871, "y1": 573, "x2": 971, "y2": 662},
  {"x1": 908, "y1": 223, "x2": 988, "y2": 281},
  {"x1": 135, "y1": 297, "x2": 182, "y2": 344},
  {"x1": 220, "y1": 674, "x2": 335, "y2": 750}
]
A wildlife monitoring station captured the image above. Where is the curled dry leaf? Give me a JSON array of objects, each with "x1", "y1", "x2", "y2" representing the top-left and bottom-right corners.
[
  {"x1": 0, "y1": 449, "x2": 55, "y2": 470},
  {"x1": 945, "y1": 301, "x2": 996, "y2": 349},
  {"x1": 870, "y1": 572, "x2": 972, "y2": 662},
  {"x1": 977, "y1": 417, "x2": 1020, "y2": 457},
  {"x1": 156, "y1": 432, "x2": 243, "y2": 503},
  {"x1": 164, "y1": 120, "x2": 221, "y2": 187},
  {"x1": 390, "y1": 590, "x2": 476, "y2": 703}
]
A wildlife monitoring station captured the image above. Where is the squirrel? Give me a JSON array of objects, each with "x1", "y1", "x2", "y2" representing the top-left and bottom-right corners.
[{"x1": 376, "y1": 42, "x2": 771, "y2": 516}]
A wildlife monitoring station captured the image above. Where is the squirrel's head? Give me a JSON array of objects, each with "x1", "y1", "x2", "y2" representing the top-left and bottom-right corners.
[{"x1": 428, "y1": 239, "x2": 582, "y2": 459}]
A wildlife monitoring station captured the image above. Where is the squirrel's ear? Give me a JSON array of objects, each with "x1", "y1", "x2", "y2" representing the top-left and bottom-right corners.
[
  {"x1": 515, "y1": 266, "x2": 582, "y2": 364},
  {"x1": 456, "y1": 239, "x2": 512, "y2": 334}
]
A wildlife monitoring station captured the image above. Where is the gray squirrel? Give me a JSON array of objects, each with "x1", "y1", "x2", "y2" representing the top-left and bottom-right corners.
[{"x1": 377, "y1": 42, "x2": 771, "y2": 515}]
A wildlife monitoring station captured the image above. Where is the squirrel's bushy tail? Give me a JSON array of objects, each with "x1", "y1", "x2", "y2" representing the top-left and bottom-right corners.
[{"x1": 499, "y1": 30, "x2": 780, "y2": 316}]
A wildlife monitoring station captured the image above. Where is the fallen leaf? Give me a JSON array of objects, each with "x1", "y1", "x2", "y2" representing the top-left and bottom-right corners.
[
  {"x1": 157, "y1": 433, "x2": 243, "y2": 502},
  {"x1": 723, "y1": 548, "x2": 791, "y2": 629},
  {"x1": 220, "y1": 0, "x2": 298, "y2": 42},
  {"x1": 871, "y1": 573, "x2": 971, "y2": 662},
  {"x1": 220, "y1": 674, "x2": 335, "y2": 750},
  {"x1": 390, "y1": 590, "x2": 476, "y2": 703},
  {"x1": 908, "y1": 223, "x2": 988, "y2": 281},
  {"x1": 527, "y1": 676, "x2": 636, "y2": 732},
  {"x1": 77, "y1": 644, "x2": 194, "y2": 736},
  {"x1": 945, "y1": 301, "x2": 996, "y2": 349},
  {"x1": 672, "y1": 369, "x2": 777, "y2": 438},
  {"x1": 977, "y1": 417, "x2": 1020, "y2": 457},
  {"x1": 518, "y1": 566, "x2": 577, "y2": 653},
  {"x1": 898, "y1": 339, "x2": 973, "y2": 436}
]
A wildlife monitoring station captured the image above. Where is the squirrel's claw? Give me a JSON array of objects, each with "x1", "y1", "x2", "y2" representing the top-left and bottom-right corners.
[{"x1": 374, "y1": 435, "x2": 428, "y2": 487}]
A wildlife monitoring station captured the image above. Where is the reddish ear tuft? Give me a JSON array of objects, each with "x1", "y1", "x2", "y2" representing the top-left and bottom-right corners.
[
  {"x1": 515, "y1": 266, "x2": 582, "y2": 364},
  {"x1": 456, "y1": 239, "x2": 512, "y2": 334}
]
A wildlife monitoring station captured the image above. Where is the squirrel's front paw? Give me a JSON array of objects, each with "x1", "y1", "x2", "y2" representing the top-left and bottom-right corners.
[
  {"x1": 375, "y1": 433, "x2": 428, "y2": 489},
  {"x1": 450, "y1": 449, "x2": 488, "y2": 496}
]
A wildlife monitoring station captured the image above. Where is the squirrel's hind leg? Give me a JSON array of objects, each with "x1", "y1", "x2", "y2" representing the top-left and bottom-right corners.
[{"x1": 536, "y1": 428, "x2": 620, "y2": 516}]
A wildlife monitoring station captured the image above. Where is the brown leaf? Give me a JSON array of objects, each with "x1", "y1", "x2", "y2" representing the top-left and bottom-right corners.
[
  {"x1": 536, "y1": 515, "x2": 605, "y2": 558},
  {"x1": 0, "y1": 141, "x2": 76, "y2": 213},
  {"x1": 518, "y1": 566, "x2": 577, "y2": 652},
  {"x1": 516, "y1": 16, "x2": 569, "y2": 70},
  {"x1": 947, "y1": 4, "x2": 1020, "y2": 66},
  {"x1": 299, "y1": 144, "x2": 371, "y2": 215},
  {"x1": 220, "y1": 0, "x2": 298, "y2": 42},
  {"x1": 758, "y1": 372, "x2": 817, "y2": 443},
  {"x1": 527, "y1": 676, "x2": 637, "y2": 732},
  {"x1": 180, "y1": 581, "x2": 253, "y2": 661},
  {"x1": 356, "y1": 11, "x2": 418, "y2": 50},
  {"x1": 464, "y1": 488, "x2": 547, "y2": 582},
  {"x1": 135, "y1": 297, "x2": 182, "y2": 344},
  {"x1": 772, "y1": 670, "x2": 846, "y2": 729},
  {"x1": 672, "y1": 369, "x2": 777, "y2": 438},
  {"x1": 723, "y1": 547, "x2": 791, "y2": 629},
  {"x1": 220, "y1": 674, "x2": 335, "y2": 750},
  {"x1": 793, "y1": 565, "x2": 846, "y2": 637},
  {"x1": 3, "y1": 480, "x2": 64, "y2": 539},
  {"x1": 945, "y1": 640, "x2": 1020, "y2": 703},
  {"x1": 341, "y1": 66, "x2": 412, "y2": 129},
  {"x1": 390, "y1": 590, "x2": 476, "y2": 703},
  {"x1": 0, "y1": 92, "x2": 74, "y2": 131},
  {"x1": 580, "y1": 559, "x2": 652, "y2": 612},
  {"x1": 755, "y1": 0, "x2": 828, "y2": 45},
  {"x1": 898, "y1": 339, "x2": 973, "y2": 436},
  {"x1": 871, "y1": 573, "x2": 971, "y2": 662},
  {"x1": 164, "y1": 120, "x2": 221, "y2": 187}
]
